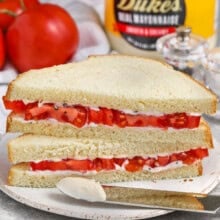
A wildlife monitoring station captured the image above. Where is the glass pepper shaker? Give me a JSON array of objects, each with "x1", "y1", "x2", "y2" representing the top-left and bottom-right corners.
[{"x1": 156, "y1": 26, "x2": 209, "y2": 75}]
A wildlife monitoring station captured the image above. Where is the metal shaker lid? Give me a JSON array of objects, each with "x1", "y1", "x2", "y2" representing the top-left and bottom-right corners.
[{"x1": 156, "y1": 26, "x2": 208, "y2": 62}]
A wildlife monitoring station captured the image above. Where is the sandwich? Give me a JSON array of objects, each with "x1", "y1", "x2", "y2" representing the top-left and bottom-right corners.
[
  {"x1": 3, "y1": 55, "x2": 216, "y2": 143},
  {"x1": 8, "y1": 134, "x2": 209, "y2": 188},
  {"x1": 3, "y1": 55, "x2": 217, "y2": 187}
]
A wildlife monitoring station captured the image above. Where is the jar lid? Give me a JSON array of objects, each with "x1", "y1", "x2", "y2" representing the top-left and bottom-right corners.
[
  {"x1": 156, "y1": 26, "x2": 208, "y2": 62},
  {"x1": 203, "y1": 48, "x2": 220, "y2": 73}
]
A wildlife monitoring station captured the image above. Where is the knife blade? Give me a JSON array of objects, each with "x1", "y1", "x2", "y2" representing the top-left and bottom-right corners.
[
  {"x1": 56, "y1": 177, "x2": 220, "y2": 214},
  {"x1": 103, "y1": 185, "x2": 220, "y2": 214}
]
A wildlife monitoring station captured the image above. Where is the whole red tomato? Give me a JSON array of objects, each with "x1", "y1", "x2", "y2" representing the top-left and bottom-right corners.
[
  {"x1": 0, "y1": 29, "x2": 5, "y2": 69},
  {"x1": 0, "y1": 0, "x2": 40, "y2": 31},
  {"x1": 6, "y1": 3, "x2": 79, "y2": 72}
]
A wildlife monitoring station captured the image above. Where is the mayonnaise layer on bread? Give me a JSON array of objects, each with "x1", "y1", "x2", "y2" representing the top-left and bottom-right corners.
[
  {"x1": 28, "y1": 160, "x2": 186, "y2": 175},
  {"x1": 14, "y1": 114, "x2": 200, "y2": 131},
  {"x1": 28, "y1": 148, "x2": 208, "y2": 174},
  {"x1": 27, "y1": 100, "x2": 201, "y2": 117},
  {"x1": 5, "y1": 97, "x2": 202, "y2": 130}
]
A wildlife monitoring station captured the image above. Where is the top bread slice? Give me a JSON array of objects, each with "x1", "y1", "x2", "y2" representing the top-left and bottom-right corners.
[{"x1": 5, "y1": 55, "x2": 217, "y2": 114}]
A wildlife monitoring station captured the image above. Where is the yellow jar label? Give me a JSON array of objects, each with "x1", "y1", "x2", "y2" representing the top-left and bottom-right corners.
[{"x1": 105, "y1": 0, "x2": 217, "y2": 51}]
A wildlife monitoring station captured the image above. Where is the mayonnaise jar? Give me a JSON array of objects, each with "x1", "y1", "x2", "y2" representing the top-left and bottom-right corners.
[{"x1": 105, "y1": 0, "x2": 218, "y2": 59}]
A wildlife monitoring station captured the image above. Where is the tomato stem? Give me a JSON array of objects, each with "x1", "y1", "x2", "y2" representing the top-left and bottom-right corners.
[
  {"x1": 0, "y1": 9, "x2": 17, "y2": 17},
  {"x1": 19, "y1": 0, "x2": 26, "y2": 10}
]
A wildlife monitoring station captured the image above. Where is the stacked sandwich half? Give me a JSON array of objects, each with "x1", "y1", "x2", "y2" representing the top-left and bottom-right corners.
[{"x1": 3, "y1": 55, "x2": 217, "y2": 188}]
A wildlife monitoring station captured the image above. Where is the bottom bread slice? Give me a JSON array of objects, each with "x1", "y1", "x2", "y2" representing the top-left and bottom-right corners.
[{"x1": 8, "y1": 162, "x2": 203, "y2": 188}]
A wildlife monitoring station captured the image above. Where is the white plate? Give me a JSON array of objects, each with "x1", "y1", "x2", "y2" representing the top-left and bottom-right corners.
[{"x1": 0, "y1": 134, "x2": 220, "y2": 220}]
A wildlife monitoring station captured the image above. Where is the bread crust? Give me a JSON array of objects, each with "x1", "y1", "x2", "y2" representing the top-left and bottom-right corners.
[
  {"x1": 7, "y1": 114, "x2": 214, "y2": 149},
  {"x1": 8, "y1": 162, "x2": 203, "y2": 188},
  {"x1": 5, "y1": 55, "x2": 217, "y2": 114}
]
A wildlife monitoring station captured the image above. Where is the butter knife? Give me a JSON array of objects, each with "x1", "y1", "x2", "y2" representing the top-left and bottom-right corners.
[{"x1": 56, "y1": 177, "x2": 220, "y2": 214}]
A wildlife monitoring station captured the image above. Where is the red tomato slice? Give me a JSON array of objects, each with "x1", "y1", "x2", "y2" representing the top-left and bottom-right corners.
[
  {"x1": 88, "y1": 108, "x2": 103, "y2": 124},
  {"x1": 125, "y1": 162, "x2": 143, "y2": 172},
  {"x1": 100, "y1": 158, "x2": 115, "y2": 170},
  {"x1": 144, "y1": 158, "x2": 156, "y2": 168},
  {"x1": 25, "y1": 105, "x2": 51, "y2": 120},
  {"x1": 3, "y1": 97, "x2": 38, "y2": 113},
  {"x1": 101, "y1": 108, "x2": 114, "y2": 126},
  {"x1": 30, "y1": 161, "x2": 49, "y2": 171},
  {"x1": 182, "y1": 156, "x2": 196, "y2": 165},
  {"x1": 192, "y1": 148, "x2": 209, "y2": 159},
  {"x1": 30, "y1": 147, "x2": 209, "y2": 172},
  {"x1": 66, "y1": 159, "x2": 92, "y2": 171},
  {"x1": 114, "y1": 158, "x2": 125, "y2": 166},
  {"x1": 3, "y1": 99, "x2": 201, "y2": 129},
  {"x1": 72, "y1": 106, "x2": 87, "y2": 128},
  {"x1": 187, "y1": 116, "x2": 201, "y2": 129},
  {"x1": 157, "y1": 156, "x2": 170, "y2": 166},
  {"x1": 3, "y1": 96, "x2": 26, "y2": 113},
  {"x1": 54, "y1": 107, "x2": 78, "y2": 123},
  {"x1": 93, "y1": 158, "x2": 103, "y2": 171},
  {"x1": 47, "y1": 161, "x2": 67, "y2": 171},
  {"x1": 114, "y1": 110, "x2": 128, "y2": 128},
  {"x1": 170, "y1": 154, "x2": 178, "y2": 162}
]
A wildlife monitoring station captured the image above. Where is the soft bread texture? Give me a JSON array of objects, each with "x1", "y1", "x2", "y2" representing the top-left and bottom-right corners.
[
  {"x1": 5, "y1": 55, "x2": 216, "y2": 114},
  {"x1": 8, "y1": 134, "x2": 213, "y2": 164},
  {"x1": 8, "y1": 162, "x2": 202, "y2": 188},
  {"x1": 7, "y1": 114, "x2": 213, "y2": 148}
]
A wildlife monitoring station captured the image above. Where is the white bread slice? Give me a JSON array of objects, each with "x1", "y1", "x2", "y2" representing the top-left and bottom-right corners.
[
  {"x1": 5, "y1": 55, "x2": 216, "y2": 114},
  {"x1": 7, "y1": 114, "x2": 213, "y2": 148},
  {"x1": 8, "y1": 162, "x2": 202, "y2": 188},
  {"x1": 8, "y1": 134, "x2": 213, "y2": 164}
]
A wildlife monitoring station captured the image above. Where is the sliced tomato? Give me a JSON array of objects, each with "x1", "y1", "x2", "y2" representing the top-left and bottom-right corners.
[
  {"x1": 72, "y1": 106, "x2": 87, "y2": 128},
  {"x1": 125, "y1": 157, "x2": 145, "y2": 172},
  {"x1": 25, "y1": 105, "x2": 51, "y2": 120},
  {"x1": 30, "y1": 161, "x2": 49, "y2": 171},
  {"x1": 170, "y1": 154, "x2": 178, "y2": 162},
  {"x1": 101, "y1": 108, "x2": 114, "y2": 126},
  {"x1": 114, "y1": 158, "x2": 125, "y2": 166},
  {"x1": 56, "y1": 106, "x2": 87, "y2": 128},
  {"x1": 30, "y1": 147, "x2": 209, "y2": 172},
  {"x1": 88, "y1": 108, "x2": 103, "y2": 124},
  {"x1": 3, "y1": 99, "x2": 201, "y2": 129},
  {"x1": 65, "y1": 159, "x2": 92, "y2": 171},
  {"x1": 176, "y1": 152, "x2": 188, "y2": 161},
  {"x1": 3, "y1": 96, "x2": 26, "y2": 113},
  {"x1": 93, "y1": 158, "x2": 103, "y2": 171},
  {"x1": 182, "y1": 156, "x2": 196, "y2": 165},
  {"x1": 126, "y1": 114, "x2": 148, "y2": 127},
  {"x1": 145, "y1": 158, "x2": 156, "y2": 167},
  {"x1": 125, "y1": 162, "x2": 143, "y2": 172},
  {"x1": 168, "y1": 113, "x2": 188, "y2": 129},
  {"x1": 187, "y1": 116, "x2": 201, "y2": 129},
  {"x1": 55, "y1": 107, "x2": 78, "y2": 122},
  {"x1": 157, "y1": 156, "x2": 170, "y2": 166},
  {"x1": 192, "y1": 148, "x2": 209, "y2": 159},
  {"x1": 47, "y1": 161, "x2": 67, "y2": 171},
  {"x1": 114, "y1": 110, "x2": 128, "y2": 128},
  {"x1": 100, "y1": 158, "x2": 115, "y2": 170},
  {"x1": 25, "y1": 105, "x2": 87, "y2": 128}
]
